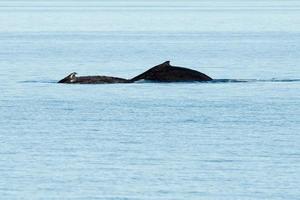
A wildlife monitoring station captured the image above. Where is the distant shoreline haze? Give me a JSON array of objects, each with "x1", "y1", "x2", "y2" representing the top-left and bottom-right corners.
[{"x1": 0, "y1": 0, "x2": 300, "y2": 32}]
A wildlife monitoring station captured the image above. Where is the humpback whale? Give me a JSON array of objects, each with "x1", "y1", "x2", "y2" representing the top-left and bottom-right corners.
[
  {"x1": 131, "y1": 61, "x2": 212, "y2": 82},
  {"x1": 58, "y1": 61, "x2": 212, "y2": 84},
  {"x1": 58, "y1": 72, "x2": 132, "y2": 84}
]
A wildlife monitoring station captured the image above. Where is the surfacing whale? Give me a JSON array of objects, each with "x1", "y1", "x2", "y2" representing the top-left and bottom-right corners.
[
  {"x1": 131, "y1": 61, "x2": 212, "y2": 82},
  {"x1": 58, "y1": 61, "x2": 212, "y2": 84},
  {"x1": 58, "y1": 72, "x2": 132, "y2": 84}
]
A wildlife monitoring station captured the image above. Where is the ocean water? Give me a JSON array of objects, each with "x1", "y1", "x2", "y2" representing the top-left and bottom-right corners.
[{"x1": 1, "y1": 1, "x2": 300, "y2": 199}]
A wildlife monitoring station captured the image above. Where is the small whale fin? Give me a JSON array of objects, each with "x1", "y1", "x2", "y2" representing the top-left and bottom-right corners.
[
  {"x1": 58, "y1": 72, "x2": 77, "y2": 83},
  {"x1": 162, "y1": 61, "x2": 170, "y2": 66}
]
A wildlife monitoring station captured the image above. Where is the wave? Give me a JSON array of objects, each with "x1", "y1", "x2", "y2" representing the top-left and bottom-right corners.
[
  {"x1": 19, "y1": 80, "x2": 57, "y2": 84},
  {"x1": 19, "y1": 79, "x2": 300, "y2": 84},
  {"x1": 211, "y1": 79, "x2": 300, "y2": 83},
  {"x1": 134, "y1": 78, "x2": 300, "y2": 84}
]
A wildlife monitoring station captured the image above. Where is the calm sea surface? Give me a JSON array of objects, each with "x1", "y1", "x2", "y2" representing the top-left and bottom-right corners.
[{"x1": 0, "y1": 1, "x2": 300, "y2": 199}]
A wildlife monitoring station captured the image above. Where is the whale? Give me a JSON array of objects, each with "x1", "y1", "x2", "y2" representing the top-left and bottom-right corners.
[
  {"x1": 131, "y1": 61, "x2": 212, "y2": 82},
  {"x1": 58, "y1": 61, "x2": 212, "y2": 84},
  {"x1": 58, "y1": 72, "x2": 132, "y2": 84}
]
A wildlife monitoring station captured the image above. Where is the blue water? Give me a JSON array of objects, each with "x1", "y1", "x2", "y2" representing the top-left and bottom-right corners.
[{"x1": 1, "y1": 1, "x2": 300, "y2": 199}]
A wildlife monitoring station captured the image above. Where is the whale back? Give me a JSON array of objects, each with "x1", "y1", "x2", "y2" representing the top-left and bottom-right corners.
[
  {"x1": 73, "y1": 76, "x2": 132, "y2": 84},
  {"x1": 58, "y1": 72, "x2": 132, "y2": 84},
  {"x1": 131, "y1": 61, "x2": 212, "y2": 82},
  {"x1": 58, "y1": 61, "x2": 212, "y2": 84}
]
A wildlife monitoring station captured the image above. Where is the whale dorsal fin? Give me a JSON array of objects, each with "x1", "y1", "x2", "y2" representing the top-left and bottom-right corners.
[
  {"x1": 158, "y1": 61, "x2": 171, "y2": 69},
  {"x1": 58, "y1": 72, "x2": 77, "y2": 83},
  {"x1": 130, "y1": 61, "x2": 171, "y2": 81},
  {"x1": 70, "y1": 72, "x2": 77, "y2": 79},
  {"x1": 154, "y1": 61, "x2": 171, "y2": 71},
  {"x1": 162, "y1": 61, "x2": 170, "y2": 66}
]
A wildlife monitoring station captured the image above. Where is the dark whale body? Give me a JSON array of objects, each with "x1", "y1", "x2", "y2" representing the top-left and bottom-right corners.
[
  {"x1": 58, "y1": 72, "x2": 132, "y2": 84},
  {"x1": 58, "y1": 61, "x2": 212, "y2": 84},
  {"x1": 132, "y1": 61, "x2": 212, "y2": 82}
]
